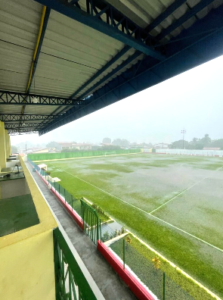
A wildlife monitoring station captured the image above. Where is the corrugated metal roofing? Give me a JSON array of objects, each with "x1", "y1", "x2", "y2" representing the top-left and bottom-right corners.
[
  {"x1": 0, "y1": 0, "x2": 223, "y2": 134},
  {"x1": 0, "y1": 0, "x2": 42, "y2": 92}
]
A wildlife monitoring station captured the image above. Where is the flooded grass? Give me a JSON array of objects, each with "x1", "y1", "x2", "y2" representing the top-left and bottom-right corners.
[{"x1": 38, "y1": 154, "x2": 223, "y2": 298}]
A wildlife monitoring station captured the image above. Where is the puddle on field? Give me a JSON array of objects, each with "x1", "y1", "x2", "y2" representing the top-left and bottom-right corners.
[{"x1": 101, "y1": 221, "x2": 123, "y2": 236}]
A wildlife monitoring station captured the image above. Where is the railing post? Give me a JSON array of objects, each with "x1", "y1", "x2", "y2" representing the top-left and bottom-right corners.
[
  {"x1": 97, "y1": 217, "x2": 99, "y2": 241},
  {"x1": 53, "y1": 232, "x2": 60, "y2": 300},
  {"x1": 123, "y1": 239, "x2": 125, "y2": 269},
  {"x1": 163, "y1": 272, "x2": 166, "y2": 300}
]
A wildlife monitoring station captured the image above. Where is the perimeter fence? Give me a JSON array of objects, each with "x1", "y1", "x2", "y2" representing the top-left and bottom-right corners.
[
  {"x1": 28, "y1": 149, "x2": 140, "y2": 161},
  {"x1": 110, "y1": 237, "x2": 195, "y2": 300}
]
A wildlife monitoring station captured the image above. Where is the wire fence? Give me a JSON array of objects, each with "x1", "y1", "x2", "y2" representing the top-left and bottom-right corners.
[
  {"x1": 28, "y1": 149, "x2": 140, "y2": 161},
  {"x1": 110, "y1": 237, "x2": 195, "y2": 300},
  {"x1": 29, "y1": 159, "x2": 82, "y2": 216}
]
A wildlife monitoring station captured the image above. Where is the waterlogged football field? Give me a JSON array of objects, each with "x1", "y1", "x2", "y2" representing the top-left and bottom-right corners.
[{"x1": 38, "y1": 154, "x2": 223, "y2": 296}]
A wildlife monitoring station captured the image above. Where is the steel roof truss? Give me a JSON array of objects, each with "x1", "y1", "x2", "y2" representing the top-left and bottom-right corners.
[
  {"x1": 0, "y1": 91, "x2": 83, "y2": 106},
  {"x1": 34, "y1": 0, "x2": 164, "y2": 60},
  {"x1": 0, "y1": 114, "x2": 58, "y2": 122}
]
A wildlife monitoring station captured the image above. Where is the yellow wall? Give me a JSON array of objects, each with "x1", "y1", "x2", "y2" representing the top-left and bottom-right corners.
[
  {"x1": 0, "y1": 157, "x2": 58, "y2": 300},
  {"x1": 0, "y1": 230, "x2": 55, "y2": 300}
]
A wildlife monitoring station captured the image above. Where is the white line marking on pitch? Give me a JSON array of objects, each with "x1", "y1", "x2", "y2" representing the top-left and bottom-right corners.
[
  {"x1": 150, "y1": 166, "x2": 222, "y2": 214},
  {"x1": 63, "y1": 168, "x2": 223, "y2": 254}
]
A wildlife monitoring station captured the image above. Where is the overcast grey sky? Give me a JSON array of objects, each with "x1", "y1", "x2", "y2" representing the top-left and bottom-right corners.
[{"x1": 11, "y1": 55, "x2": 223, "y2": 146}]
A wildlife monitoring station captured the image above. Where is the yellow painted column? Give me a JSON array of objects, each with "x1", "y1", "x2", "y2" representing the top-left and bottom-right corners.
[
  {"x1": 0, "y1": 122, "x2": 6, "y2": 170},
  {"x1": 5, "y1": 130, "x2": 9, "y2": 159},
  {"x1": 6, "y1": 131, "x2": 10, "y2": 157}
]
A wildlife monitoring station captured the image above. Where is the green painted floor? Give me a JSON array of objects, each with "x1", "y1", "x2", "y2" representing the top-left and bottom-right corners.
[{"x1": 0, "y1": 194, "x2": 39, "y2": 237}]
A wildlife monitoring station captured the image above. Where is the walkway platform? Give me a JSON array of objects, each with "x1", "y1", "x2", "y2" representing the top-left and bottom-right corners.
[{"x1": 27, "y1": 162, "x2": 137, "y2": 300}]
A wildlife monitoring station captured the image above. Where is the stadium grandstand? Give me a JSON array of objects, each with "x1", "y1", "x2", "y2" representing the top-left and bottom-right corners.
[{"x1": 1, "y1": 1, "x2": 223, "y2": 299}]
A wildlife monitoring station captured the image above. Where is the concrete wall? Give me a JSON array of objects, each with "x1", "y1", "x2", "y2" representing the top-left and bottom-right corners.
[{"x1": 0, "y1": 230, "x2": 55, "y2": 300}]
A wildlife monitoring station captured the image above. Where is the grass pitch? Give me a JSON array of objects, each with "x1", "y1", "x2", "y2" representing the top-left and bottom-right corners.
[{"x1": 37, "y1": 153, "x2": 223, "y2": 298}]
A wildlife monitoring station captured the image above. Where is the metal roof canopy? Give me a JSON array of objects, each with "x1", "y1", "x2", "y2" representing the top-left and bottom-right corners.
[{"x1": 0, "y1": 0, "x2": 223, "y2": 135}]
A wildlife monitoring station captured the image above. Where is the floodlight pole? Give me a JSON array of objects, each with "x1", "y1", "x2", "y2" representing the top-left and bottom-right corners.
[{"x1": 181, "y1": 129, "x2": 186, "y2": 149}]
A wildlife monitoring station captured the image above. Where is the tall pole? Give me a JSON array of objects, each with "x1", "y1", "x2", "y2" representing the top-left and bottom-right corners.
[{"x1": 181, "y1": 129, "x2": 186, "y2": 149}]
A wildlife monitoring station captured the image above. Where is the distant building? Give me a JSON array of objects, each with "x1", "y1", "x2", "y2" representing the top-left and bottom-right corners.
[
  {"x1": 58, "y1": 142, "x2": 73, "y2": 149},
  {"x1": 72, "y1": 143, "x2": 92, "y2": 150},
  {"x1": 154, "y1": 143, "x2": 169, "y2": 149},
  {"x1": 32, "y1": 148, "x2": 49, "y2": 153},
  {"x1": 203, "y1": 147, "x2": 220, "y2": 150},
  {"x1": 129, "y1": 143, "x2": 152, "y2": 149},
  {"x1": 25, "y1": 148, "x2": 49, "y2": 154}
]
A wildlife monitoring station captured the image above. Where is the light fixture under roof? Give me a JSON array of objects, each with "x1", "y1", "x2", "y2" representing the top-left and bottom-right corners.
[{"x1": 32, "y1": 97, "x2": 39, "y2": 103}]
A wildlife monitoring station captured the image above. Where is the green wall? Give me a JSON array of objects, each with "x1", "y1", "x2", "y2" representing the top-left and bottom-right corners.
[{"x1": 28, "y1": 149, "x2": 140, "y2": 161}]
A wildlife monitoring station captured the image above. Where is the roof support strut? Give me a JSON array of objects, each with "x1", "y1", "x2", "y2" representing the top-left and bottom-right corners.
[
  {"x1": 34, "y1": 0, "x2": 164, "y2": 60},
  {"x1": 0, "y1": 114, "x2": 59, "y2": 122},
  {"x1": 0, "y1": 91, "x2": 82, "y2": 106}
]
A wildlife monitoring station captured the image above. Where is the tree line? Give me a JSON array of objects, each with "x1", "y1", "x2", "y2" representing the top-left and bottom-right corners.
[{"x1": 170, "y1": 134, "x2": 223, "y2": 150}]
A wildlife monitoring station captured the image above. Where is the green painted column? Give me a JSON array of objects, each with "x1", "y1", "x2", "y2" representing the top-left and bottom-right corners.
[{"x1": 0, "y1": 122, "x2": 6, "y2": 171}]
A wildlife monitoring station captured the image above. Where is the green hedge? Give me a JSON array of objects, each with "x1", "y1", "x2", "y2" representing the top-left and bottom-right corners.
[{"x1": 28, "y1": 149, "x2": 140, "y2": 161}]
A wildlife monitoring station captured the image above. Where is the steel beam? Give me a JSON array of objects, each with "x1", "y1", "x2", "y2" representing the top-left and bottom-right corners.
[
  {"x1": 0, "y1": 114, "x2": 58, "y2": 122},
  {"x1": 8, "y1": 131, "x2": 38, "y2": 135},
  {"x1": 145, "y1": 0, "x2": 187, "y2": 32},
  {"x1": 0, "y1": 91, "x2": 83, "y2": 106},
  {"x1": 34, "y1": 0, "x2": 164, "y2": 60},
  {"x1": 155, "y1": 0, "x2": 215, "y2": 41},
  {"x1": 5, "y1": 123, "x2": 44, "y2": 129},
  {"x1": 45, "y1": 0, "x2": 186, "y2": 120},
  {"x1": 39, "y1": 5, "x2": 223, "y2": 135},
  {"x1": 69, "y1": 0, "x2": 187, "y2": 100}
]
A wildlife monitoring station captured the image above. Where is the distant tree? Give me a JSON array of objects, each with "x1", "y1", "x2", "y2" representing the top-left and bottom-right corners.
[
  {"x1": 112, "y1": 139, "x2": 130, "y2": 148},
  {"x1": 102, "y1": 137, "x2": 111, "y2": 144},
  {"x1": 11, "y1": 145, "x2": 18, "y2": 153},
  {"x1": 121, "y1": 139, "x2": 130, "y2": 148},
  {"x1": 112, "y1": 139, "x2": 122, "y2": 146},
  {"x1": 170, "y1": 140, "x2": 189, "y2": 149},
  {"x1": 46, "y1": 141, "x2": 61, "y2": 150},
  {"x1": 211, "y1": 139, "x2": 223, "y2": 149},
  {"x1": 100, "y1": 145, "x2": 121, "y2": 151},
  {"x1": 200, "y1": 134, "x2": 211, "y2": 147}
]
